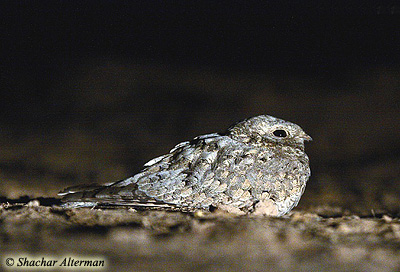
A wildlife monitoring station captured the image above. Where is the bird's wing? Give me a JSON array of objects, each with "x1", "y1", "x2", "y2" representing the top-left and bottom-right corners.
[{"x1": 58, "y1": 133, "x2": 224, "y2": 209}]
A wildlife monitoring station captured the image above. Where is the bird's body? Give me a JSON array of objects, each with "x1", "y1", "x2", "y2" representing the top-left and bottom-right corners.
[{"x1": 59, "y1": 115, "x2": 311, "y2": 216}]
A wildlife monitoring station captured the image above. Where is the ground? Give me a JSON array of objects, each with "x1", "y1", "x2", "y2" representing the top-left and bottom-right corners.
[{"x1": 1, "y1": 199, "x2": 400, "y2": 272}]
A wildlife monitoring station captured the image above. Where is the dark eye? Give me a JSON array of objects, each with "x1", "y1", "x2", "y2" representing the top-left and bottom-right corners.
[{"x1": 273, "y1": 129, "x2": 287, "y2": 138}]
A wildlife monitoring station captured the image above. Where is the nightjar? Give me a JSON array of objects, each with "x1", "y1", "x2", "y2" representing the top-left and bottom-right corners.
[{"x1": 59, "y1": 115, "x2": 312, "y2": 216}]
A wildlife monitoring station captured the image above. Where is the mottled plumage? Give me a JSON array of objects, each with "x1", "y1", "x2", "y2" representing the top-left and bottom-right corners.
[{"x1": 59, "y1": 115, "x2": 311, "y2": 216}]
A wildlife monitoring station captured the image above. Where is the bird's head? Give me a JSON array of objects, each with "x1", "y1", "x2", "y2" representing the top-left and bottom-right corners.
[{"x1": 227, "y1": 115, "x2": 312, "y2": 150}]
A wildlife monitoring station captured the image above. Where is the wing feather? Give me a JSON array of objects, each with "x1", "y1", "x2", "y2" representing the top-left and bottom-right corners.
[{"x1": 59, "y1": 134, "x2": 225, "y2": 209}]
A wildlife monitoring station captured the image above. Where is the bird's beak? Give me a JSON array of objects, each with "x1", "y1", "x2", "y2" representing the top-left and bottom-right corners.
[{"x1": 303, "y1": 133, "x2": 312, "y2": 141}]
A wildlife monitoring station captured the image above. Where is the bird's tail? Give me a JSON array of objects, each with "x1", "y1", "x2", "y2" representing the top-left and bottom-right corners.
[
  {"x1": 58, "y1": 182, "x2": 120, "y2": 208},
  {"x1": 58, "y1": 179, "x2": 179, "y2": 210}
]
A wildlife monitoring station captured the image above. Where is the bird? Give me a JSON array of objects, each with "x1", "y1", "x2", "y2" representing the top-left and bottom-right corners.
[{"x1": 59, "y1": 115, "x2": 312, "y2": 216}]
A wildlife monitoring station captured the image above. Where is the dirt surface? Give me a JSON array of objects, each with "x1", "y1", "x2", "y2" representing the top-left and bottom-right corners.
[{"x1": 1, "y1": 199, "x2": 400, "y2": 272}]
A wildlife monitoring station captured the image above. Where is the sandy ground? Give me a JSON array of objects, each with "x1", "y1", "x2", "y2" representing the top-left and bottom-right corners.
[{"x1": 1, "y1": 199, "x2": 400, "y2": 272}]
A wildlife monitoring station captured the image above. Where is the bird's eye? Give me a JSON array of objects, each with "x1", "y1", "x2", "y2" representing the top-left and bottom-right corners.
[{"x1": 273, "y1": 129, "x2": 287, "y2": 138}]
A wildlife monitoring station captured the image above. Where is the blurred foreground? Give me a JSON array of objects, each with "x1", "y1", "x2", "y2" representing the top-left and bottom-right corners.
[{"x1": 1, "y1": 202, "x2": 400, "y2": 272}]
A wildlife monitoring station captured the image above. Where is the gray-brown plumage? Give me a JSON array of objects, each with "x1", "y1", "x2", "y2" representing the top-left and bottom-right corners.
[{"x1": 59, "y1": 115, "x2": 312, "y2": 216}]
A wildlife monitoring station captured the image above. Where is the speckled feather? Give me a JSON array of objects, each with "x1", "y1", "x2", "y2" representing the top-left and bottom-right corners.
[{"x1": 59, "y1": 115, "x2": 311, "y2": 216}]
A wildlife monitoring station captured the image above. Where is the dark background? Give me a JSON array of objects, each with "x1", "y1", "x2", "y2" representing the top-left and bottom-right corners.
[{"x1": 1, "y1": 1, "x2": 399, "y2": 214}]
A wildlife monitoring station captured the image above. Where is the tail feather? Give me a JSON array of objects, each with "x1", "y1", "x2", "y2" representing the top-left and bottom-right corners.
[
  {"x1": 58, "y1": 181, "x2": 179, "y2": 210},
  {"x1": 58, "y1": 183, "x2": 105, "y2": 196}
]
